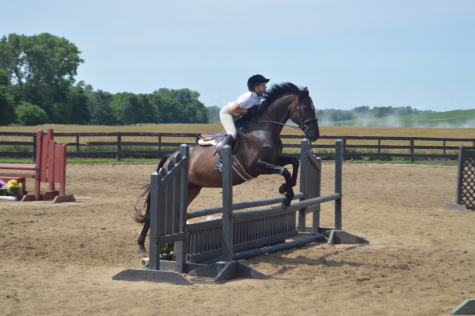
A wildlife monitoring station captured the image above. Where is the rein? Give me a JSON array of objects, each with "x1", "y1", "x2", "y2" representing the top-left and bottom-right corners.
[{"x1": 254, "y1": 95, "x2": 318, "y2": 132}]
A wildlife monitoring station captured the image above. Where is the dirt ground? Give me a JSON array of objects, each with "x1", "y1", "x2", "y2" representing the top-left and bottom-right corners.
[{"x1": 0, "y1": 161, "x2": 474, "y2": 316}]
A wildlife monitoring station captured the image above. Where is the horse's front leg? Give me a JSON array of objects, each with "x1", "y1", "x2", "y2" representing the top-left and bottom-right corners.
[
  {"x1": 274, "y1": 155, "x2": 299, "y2": 194},
  {"x1": 255, "y1": 160, "x2": 294, "y2": 210}
]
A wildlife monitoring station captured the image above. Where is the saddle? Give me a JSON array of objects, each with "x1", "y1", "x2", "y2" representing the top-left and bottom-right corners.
[
  {"x1": 199, "y1": 115, "x2": 250, "y2": 151},
  {"x1": 199, "y1": 128, "x2": 254, "y2": 181},
  {"x1": 199, "y1": 129, "x2": 242, "y2": 157}
]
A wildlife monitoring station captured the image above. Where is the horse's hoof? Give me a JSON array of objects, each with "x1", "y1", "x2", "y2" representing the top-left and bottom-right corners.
[
  {"x1": 278, "y1": 184, "x2": 286, "y2": 194},
  {"x1": 281, "y1": 201, "x2": 288, "y2": 211},
  {"x1": 138, "y1": 249, "x2": 147, "y2": 255},
  {"x1": 282, "y1": 198, "x2": 291, "y2": 211}
]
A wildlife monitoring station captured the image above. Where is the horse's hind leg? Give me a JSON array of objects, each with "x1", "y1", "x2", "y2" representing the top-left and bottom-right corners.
[
  {"x1": 137, "y1": 184, "x2": 201, "y2": 255},
  {"x1": 169, "y1": 184, "x2": 202, "y2": 256},
  {"x1": 187, "y1": 184, "x2": 202, "y2": 206},
  {"x1": 138, "y1": 220, "x2": 150, "y2": 255},
  {"x1": 274, "y1": 156, "x2": 299, "y2": 194}
]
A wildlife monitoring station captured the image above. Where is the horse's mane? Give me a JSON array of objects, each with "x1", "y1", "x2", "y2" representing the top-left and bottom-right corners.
[
  {"x1": 237, "y1": 82, "x2": 309, "y2": 126},
  {"x1": 238, "y1": 82, "x2": 306, "y2": 124},
  {"x1": 261, "y1": 82, "x2": 299, "y2": 105},
  {"x1": 259, "y1": 82, "x2": 309, "y2": 113}
]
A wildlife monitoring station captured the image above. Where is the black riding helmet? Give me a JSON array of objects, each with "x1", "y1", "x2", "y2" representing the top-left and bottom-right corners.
[{"x1": 247, "y1": 74, "x2": 270, "y2": 91}]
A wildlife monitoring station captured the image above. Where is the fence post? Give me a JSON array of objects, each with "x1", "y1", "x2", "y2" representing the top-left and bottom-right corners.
[
  {"x1": 149, "y1": 171, "x2": 162, "y2": 270},
  {"x1": 378, "y1": 138, "x2": 381, "y2": 155},
  {"x1": 410, "y1": 139, "x2": 414, "y2": 163},
  {"x1": 456, "y1": 146, "x2": 464, "y2": 205},
  {"x1": 335, "y1": 140, "x2": 343, "y2": 230},
  {"x1": 298, "y1": 139, "x2": 308, "y2": 232},
  {"x1": 342, "y1": 138, "x2": 347, "y2": 162},
  {"x1": 158, "y1": 135, "x2": 161, "y2": 155},
  {"x1": 32, "y1": 134, "x2": 37, "y2": 163},
  {"x1": 175, "y1": 144, "x2": 189, "y2": 271},
  {"x1": 76, "y1": 135, "x2": 80, "y2": 154},
  {"x1": 313, "y1": 157, "x2": 322, "y2": 232},
  {"x1": 117, "y1": 133, "x2": 121, "y2": 162},
  {"x1": 222, "y1": 145, "x2": 233, "y2": 262},
  {"x1": 47, "y1": 129, "x2": 55, "y2": 192}
]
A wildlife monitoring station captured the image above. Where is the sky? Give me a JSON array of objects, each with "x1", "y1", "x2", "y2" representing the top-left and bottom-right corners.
[{"x1": 1, "y1": 0, "x2": 474, "y2": 112}]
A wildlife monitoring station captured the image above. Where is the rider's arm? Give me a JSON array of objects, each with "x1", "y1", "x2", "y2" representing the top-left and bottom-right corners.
[{"x1": 230, "y1": 102, "x2": 248, "y2": 114}]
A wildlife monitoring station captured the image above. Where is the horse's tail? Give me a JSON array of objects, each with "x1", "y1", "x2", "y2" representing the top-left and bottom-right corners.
[{"x1": 133, "y1": 154, "x2": 171, "y2": 224}]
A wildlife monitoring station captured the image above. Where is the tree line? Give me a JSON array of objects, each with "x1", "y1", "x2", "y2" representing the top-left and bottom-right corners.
[
  {"x1": 316, "y1": 105, "x2": 420, "y2": 122},
  {"x1": 0, "y1": 33, "x2": 208, "y2": 126}
]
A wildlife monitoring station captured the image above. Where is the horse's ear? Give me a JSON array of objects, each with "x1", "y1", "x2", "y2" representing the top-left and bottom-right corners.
[{"x1": 304, "y1": 87, "x2": 309, "y2": 92}]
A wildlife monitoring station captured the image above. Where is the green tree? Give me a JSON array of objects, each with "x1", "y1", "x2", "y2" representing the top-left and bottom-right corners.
[
  {"x1": 353, "y1": 106, "x2": 371, "y2": 115},
  {"x1": 0, "y1": 34, "x2": 25, "y2": 95},
  {"x1": 110, "y1": 92, "x2": 145, "y2": 125},
  {"x1": 15, "y1": 102, "x2": 49, "y2": 126},
  {"x1": 0, "y1": 33, "x2": 84, "y2": 121},
  {"x1": 0, "y1": 69, "x2": 16, "y2": 126},
  {"x1": 154, "y1": 88, "x2": 208, "y2": 123},
  {"x1": 148, "y1": 92, "x2": 181, "y2": 123},
  {"x1": 396, "y1": 106, "x2": 418, "y2": 116},
  {"x1": 185, "y1": 99, "x2": 208, "y2": 123},
  {"x1": 156, "y1": 88, "x2": 200, "y2": 103},
  {"x1": 88, "y1": 90, "x2": 117, "y2": 125},
  {"x1": 68, "y1": 85, "x2": 90, "y2": 124},
  {"x1": 139, "y1": 93, "x2": 161, "y2": 124},
  {"x1": 206, "y1": 106, "x2": 221, "y2": 123}
]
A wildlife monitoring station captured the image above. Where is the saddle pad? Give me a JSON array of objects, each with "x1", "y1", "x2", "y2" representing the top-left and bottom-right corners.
[{"x1": 198, "y1": 139, "x2": 216, "y2": 146}]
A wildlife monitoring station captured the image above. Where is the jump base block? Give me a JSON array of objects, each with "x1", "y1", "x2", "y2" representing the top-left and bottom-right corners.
[{"x1": 112, "y1": 269, "x2": 192, "y2": 285}]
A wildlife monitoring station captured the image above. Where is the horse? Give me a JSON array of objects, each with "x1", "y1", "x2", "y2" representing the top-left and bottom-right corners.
[{"x1": 134, "y1": 82, "x2": 320, "y2": 254}]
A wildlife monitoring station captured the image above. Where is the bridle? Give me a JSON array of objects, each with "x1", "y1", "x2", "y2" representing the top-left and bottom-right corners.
[
  {"x1": 294, "y1": 96, "x2": 318, "y2": 133},
  {"x1": 255, "y1": 95, "x2": 318, "y2": 133}
]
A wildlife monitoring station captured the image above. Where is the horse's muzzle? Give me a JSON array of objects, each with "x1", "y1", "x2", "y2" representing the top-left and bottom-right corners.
[{"x1": 306, "y1": 130, "x2": 319, "y2": 142}]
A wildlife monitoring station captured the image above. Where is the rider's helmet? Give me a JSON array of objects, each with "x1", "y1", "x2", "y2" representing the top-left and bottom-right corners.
[{"x1": 247, "y1": 74, "x2": 270, "y2": 91}]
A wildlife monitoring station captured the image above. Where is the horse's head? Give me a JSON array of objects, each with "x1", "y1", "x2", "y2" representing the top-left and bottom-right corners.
[{"x1": 289, "y1": 87, "x2": 319, "y2": 142}]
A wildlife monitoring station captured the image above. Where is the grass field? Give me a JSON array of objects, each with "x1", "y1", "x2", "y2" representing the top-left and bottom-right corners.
[
  {"x1": 332, "y1": 109, "x2": 475, "y2": 128},
  {"x1": 1, "y1": 123, "x2": 475, "y2": 162}
]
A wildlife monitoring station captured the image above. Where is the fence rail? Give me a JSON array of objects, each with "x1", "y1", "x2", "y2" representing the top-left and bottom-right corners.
[{"x1": 1, "y1": 131, "x2": 475, "y2": 162}]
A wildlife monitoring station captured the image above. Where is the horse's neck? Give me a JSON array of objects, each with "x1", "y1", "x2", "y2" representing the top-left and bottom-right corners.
[
  {"x1": 255, "y1": 94, "x2": 295, "y2": 135},
  {"x1": 234, "y1": 94, "x2": 296, "y2": 162}
]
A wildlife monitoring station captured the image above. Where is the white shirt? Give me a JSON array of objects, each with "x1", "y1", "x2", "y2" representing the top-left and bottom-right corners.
[{"x1": 228, "y1": 92, "x2": 261, "y2": 109}]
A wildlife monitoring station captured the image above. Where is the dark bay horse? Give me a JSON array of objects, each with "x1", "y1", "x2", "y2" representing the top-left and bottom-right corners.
[{"x1": 134, "y1": 82, "x2": 319, "y2": 254}]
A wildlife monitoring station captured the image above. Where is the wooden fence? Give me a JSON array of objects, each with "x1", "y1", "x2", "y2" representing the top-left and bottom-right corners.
[{"x1": 1, "y1": 131, "x2": 475, "y2": 163}]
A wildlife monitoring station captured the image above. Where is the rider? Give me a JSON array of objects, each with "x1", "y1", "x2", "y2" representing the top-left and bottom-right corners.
[{"x1": 215, "y1": 74, "x2": 270, "y2": 171}]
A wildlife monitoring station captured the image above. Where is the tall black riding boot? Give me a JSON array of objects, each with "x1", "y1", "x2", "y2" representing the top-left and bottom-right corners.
[{"x1": 214, "y1": 135, "x2": 234, "y2": 172}]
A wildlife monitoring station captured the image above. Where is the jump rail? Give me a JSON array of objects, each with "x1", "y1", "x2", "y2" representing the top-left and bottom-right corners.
[{"x1": 113, "y1": 139, "x2": 368, "y2": 285}]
